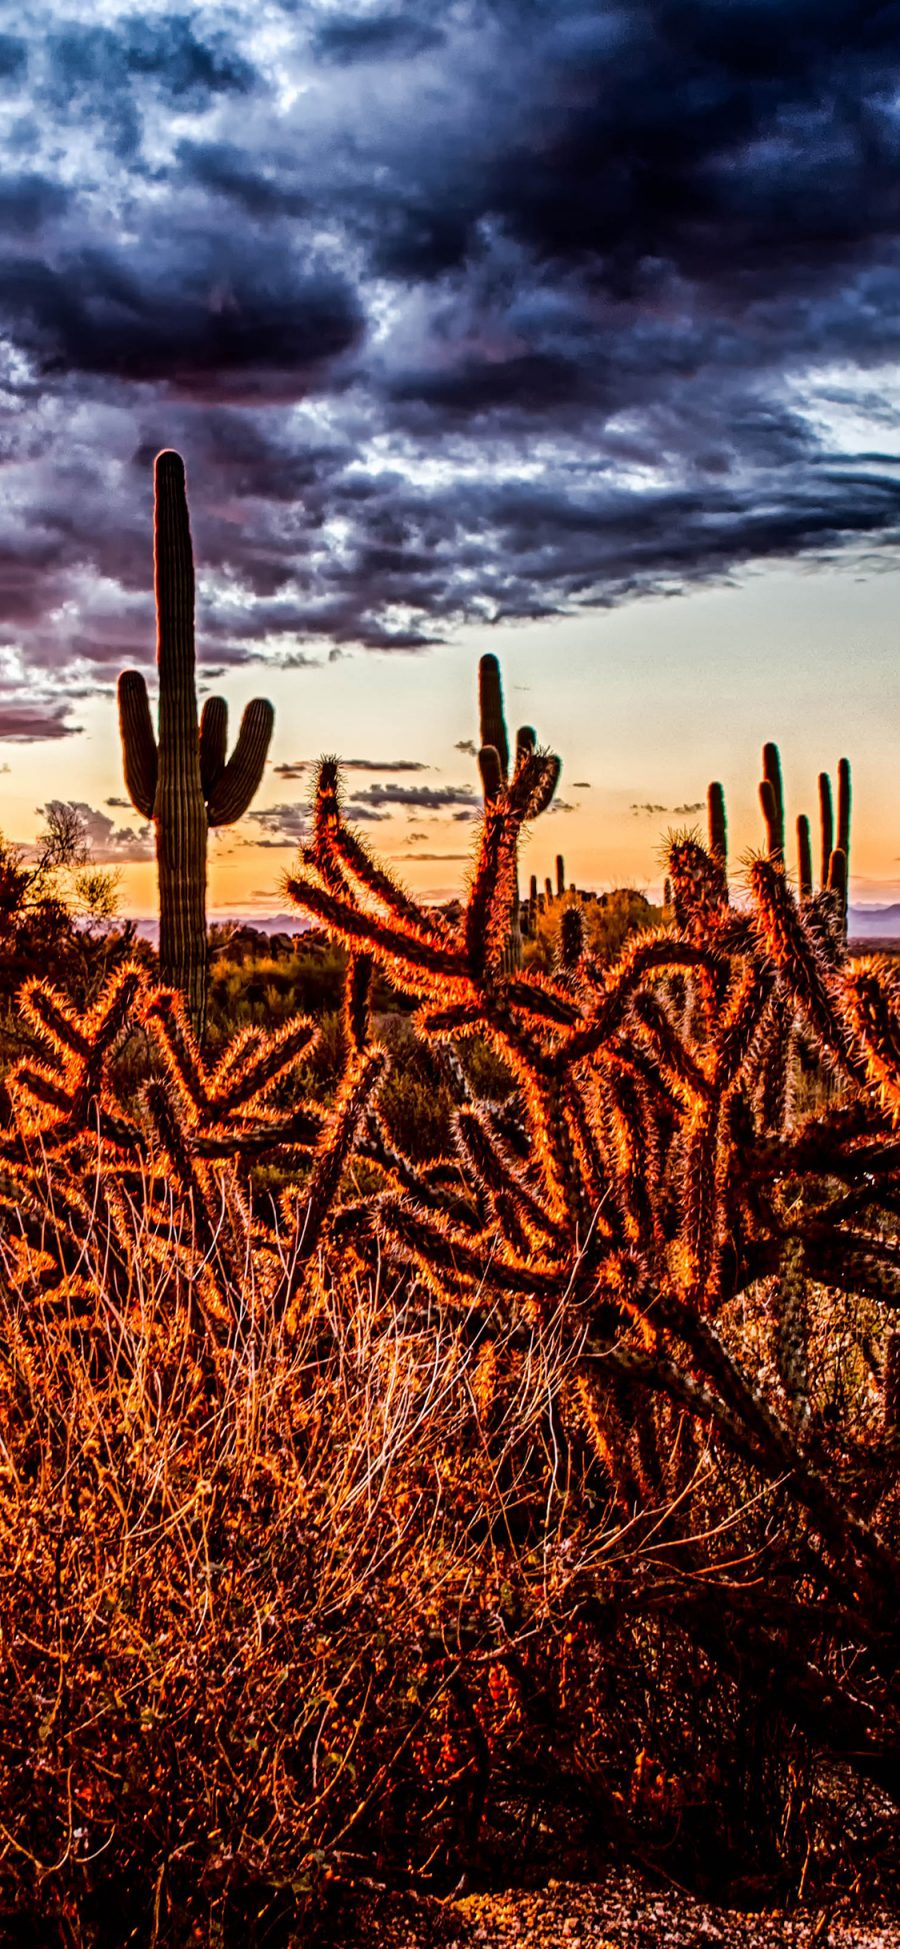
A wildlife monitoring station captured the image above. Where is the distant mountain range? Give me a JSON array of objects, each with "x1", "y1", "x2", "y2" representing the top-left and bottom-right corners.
[
  {"x1": 849, "y1": 905, "x2": 900, "y2": 940},
  {"x1": 123, "y1": 904, "x2": 900, "y2": 947},
  {"x1": 130, "y1": 914, "x2": 309, "y2": 943}
]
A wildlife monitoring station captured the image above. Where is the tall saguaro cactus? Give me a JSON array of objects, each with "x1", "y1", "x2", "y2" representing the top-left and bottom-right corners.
[
  {"x1": 477, "y1": 653, "x2": 559, "y2": 970},
  {"x1": 118, "y1": 451, "x2": 274, "y2": 1036}
]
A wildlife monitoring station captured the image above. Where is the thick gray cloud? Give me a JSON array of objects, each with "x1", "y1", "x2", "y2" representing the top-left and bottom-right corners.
[
  {"x1": 2, "y1": 2, "x2": 900, "y2": 723},
  {"x1": 0, "y1": 699, "x2": 81, "y2": 740}
]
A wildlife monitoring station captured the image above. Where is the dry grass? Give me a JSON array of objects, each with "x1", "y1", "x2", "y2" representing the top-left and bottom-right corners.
[{"x1": 0, "y1": 1180, "x2": 618, "y2": 1943}]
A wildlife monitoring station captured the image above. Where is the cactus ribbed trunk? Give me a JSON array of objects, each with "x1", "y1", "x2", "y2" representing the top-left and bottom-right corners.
[
  {"x1": 837, "y1": 757, "x2": 851, "y2": 938},
  {"x1": 119, "y1": 451, "x2": 274, "y2": 1044},
  {"x1": 818, "y1": 772, "x2": 834, "y2": 890},
  {"x1": 154, "y1": 454, "x2": 209, "y2": 1037},
  {"x1": 707, "y1": 781, "x2": 727, "y2": 868},
  {"x1": 797, "y1": 814, "x2": 813, "y2": 901}
]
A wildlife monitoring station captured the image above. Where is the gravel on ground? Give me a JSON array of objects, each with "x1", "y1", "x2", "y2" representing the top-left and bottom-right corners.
[{"x1": 333, "y1": 1868, "x2": 900, "y2": 1948}]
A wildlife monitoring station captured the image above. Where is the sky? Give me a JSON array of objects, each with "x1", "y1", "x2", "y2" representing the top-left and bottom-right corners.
[{"x1": 2, "y1": 0, "x2": 900, "y2": 914}]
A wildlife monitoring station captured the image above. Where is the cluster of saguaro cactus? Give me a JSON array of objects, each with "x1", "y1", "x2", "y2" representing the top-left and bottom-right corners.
[
  {"x1": 118, "y1": 452, "x2": 274, "y2": 1038},
  {"x1": 707, "y1": 744, "x2": 851, "y2": 934},
  {"x1": 523, "y1": 853, "x2": 571, "y2": 935}
]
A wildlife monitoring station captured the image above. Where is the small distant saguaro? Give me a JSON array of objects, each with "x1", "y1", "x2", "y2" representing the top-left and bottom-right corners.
[{"x1": 118, "y1": 451, "x2": 274, "y2": 1037}]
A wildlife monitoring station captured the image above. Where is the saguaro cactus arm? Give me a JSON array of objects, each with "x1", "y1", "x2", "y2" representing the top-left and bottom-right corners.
[
  {"x1": 818, "y1": 772, "x2": 834, "y2": 889},
  {"x1": 760, "y1": 742, "x2": 785, "y2": 862},
  {"x1": 118, "y1": 670, "x2": 158, "y2": 819},
  {"x1": 479, "y1": 653, "x2": 510, "y2": 782},
  {"x1": 478, "y1": 744, "x2": 505, "y2": 805},
  {"x1": 199, "y1": 697, "x2": 228, "y2": 800},
  {"x1": 207, "y1": 698, "x2": 275, "y2": 827}
]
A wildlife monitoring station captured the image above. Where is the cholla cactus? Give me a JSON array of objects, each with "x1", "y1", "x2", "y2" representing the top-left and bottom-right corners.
[
  {"x1": 118, "y1": 452, "x2": 274, "y2": 1036},
  {"x1": 277, "y1": 741, "x2": 900, "y2": 1635}
]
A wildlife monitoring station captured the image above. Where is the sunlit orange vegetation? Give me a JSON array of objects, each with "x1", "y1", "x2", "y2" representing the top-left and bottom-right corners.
[{"x1": 1, "y1": 753, "x2": 900, "y2": 1937}]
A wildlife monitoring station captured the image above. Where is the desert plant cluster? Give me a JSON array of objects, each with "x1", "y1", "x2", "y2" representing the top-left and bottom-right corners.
[{"x1": 0, "y1": 456, "x2": 897, "y2": 1944}]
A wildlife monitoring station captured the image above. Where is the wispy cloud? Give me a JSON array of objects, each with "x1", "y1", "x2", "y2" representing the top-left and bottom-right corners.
[
  {"x1": 273, "y1": 757, "x2": 429, "y2": 779},
  {"x1": 631, "y1": 801, "x2": 704, "y2": 817}
]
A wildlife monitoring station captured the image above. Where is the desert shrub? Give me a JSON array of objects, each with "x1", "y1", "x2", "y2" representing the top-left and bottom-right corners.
[
  {"x1": 526, "y1": 887, "x2": 662, "y2": 975},
  {"x1": 0, "y1": 811, "x2": 142, "y2": 1078}
]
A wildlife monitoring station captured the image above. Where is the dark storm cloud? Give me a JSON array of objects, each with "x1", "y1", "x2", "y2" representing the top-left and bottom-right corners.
[
  {"x1": 0, "y1": 174, "x2": 69, "y2": 237},
  {"x1": 3, "y1": 1, "x2": 900, "y2": 718},
  {"x1": 0, "y1": 699, "x2": 81, "y2": 741},
  {"x1": 46, "y1": 16, "x2": 254, "y2": 115},
  {"x1": 176, "y1": 141, "x2": 311, "y2": 221},
  {"x1": 0, "y1": 247, "x2": 362, "y2": 392},
  {"x1": 312, "y1": 10, "x2": 444, "y2": 64}
]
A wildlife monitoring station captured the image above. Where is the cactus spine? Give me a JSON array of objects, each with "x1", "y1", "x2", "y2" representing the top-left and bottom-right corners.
[{"x1": 118, "y1": 452, "x2": 274, "y2": 1037}]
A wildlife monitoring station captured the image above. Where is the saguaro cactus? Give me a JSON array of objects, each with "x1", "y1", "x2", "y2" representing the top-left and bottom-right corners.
[
  {"x1": 796, "y1": 814, "x2": 813, "y2": 900},
  {"x1": 477, "y1": 653, "x2": 559, "y2": 970},
  {"x1": 707, "y1": 782, "x2": 727, "y2": 869},
  {"x1": 118, "y1": 451, "x2": 274, "y2": 1036},
  {"x1": 759, "y1": 742, "x2": 785, "y2": 862}
]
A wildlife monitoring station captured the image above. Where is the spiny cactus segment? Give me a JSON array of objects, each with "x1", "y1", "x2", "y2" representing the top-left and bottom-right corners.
[{"x1": 118, "y1": 452, "x2": 274, "y2": 1037}]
